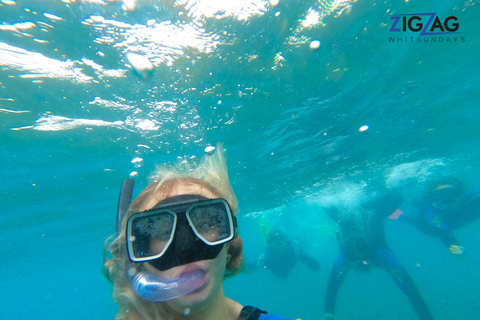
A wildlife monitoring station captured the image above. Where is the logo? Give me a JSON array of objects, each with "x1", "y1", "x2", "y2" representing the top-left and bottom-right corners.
[{"x1": 388, "y1": 13, "x2": 465, "y2": 43}]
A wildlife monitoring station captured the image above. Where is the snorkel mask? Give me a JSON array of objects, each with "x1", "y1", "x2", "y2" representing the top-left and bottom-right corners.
[
  {"x1": 116, "y1": 179, "x2": 237, "y2": 302},
  {"x1": 430, "y1": 184, "x2": 463, "y2": 211}
]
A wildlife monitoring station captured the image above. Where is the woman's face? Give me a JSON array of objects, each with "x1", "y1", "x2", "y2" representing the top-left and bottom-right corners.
[{"x1": 143, "y1": 183, "x2": 229, "y2": 313}]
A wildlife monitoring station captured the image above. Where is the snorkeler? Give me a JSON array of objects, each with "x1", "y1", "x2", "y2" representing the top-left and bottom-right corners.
[
  {"x1": 402, "y1": 177, "x2": 480, "y2": 255},
  {"x1": 323, "y1": 189, "x2": 435, "y2": 320},
  {"x1": 103, "y1": 144, "x2": 309, "y2": 320},
  {"x1": 247, "y1": 230, "x2": 320, "y2": 279}
]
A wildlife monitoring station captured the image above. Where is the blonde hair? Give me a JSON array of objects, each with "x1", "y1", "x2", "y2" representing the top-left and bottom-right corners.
[{"x1": 102, "y1": 144, "x2": 243, "y2": 320}]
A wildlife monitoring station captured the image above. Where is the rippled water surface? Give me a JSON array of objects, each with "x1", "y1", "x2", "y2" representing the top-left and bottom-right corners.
[{"x1": 1, "y1": 0, "x2": 479, "y2": 319}]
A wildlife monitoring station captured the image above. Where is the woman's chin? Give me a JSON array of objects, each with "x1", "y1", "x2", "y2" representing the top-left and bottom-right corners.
[{"x1": 168, "y1": 273, "x2": 212, "y2": 309}]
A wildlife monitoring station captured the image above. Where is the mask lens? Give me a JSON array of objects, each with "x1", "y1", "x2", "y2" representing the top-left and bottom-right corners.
[
  {"x1": 187, "y1": 200, "x2": 233, "y2": 244},
  {"x1": 128, "y1": 210, "x2": 176, "y2": 261},
  {"x1": 431, "y1": 189, "x2": 462, "y2": 209}
]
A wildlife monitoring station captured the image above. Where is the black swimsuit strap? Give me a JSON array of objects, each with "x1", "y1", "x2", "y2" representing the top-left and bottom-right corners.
[{"x1": 237, "y1": 306, "x2": 267, "y2": 320}]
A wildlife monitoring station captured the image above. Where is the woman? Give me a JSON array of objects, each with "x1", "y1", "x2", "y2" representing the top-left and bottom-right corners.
[{"x1": 103, "y1": 144, "x2": 306, "y2": 320}]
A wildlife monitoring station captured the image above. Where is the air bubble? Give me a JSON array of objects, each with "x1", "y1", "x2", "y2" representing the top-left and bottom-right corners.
[
  {"x1": 359, "y1": 125, "x2": 369, "y2": 132},
  {"x1": 205, "y1": 146, "x2": 215, "y2": 155},
  {"x1": 310, "y1": 40, "x2": 321, "y2": 49},
  {"x1": 131, "y1": 157, "x2": 144, "y2": 168}
]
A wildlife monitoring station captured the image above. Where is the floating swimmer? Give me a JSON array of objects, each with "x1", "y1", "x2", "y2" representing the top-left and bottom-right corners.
[
  {"x1": 401, "y1": 176, "x2": 480, "y2": 255},
  {"x1": 245, "y1": 229, "x2": 320, "y2": 279}
]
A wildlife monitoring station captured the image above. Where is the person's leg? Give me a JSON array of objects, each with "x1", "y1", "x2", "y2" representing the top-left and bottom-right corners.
[
  {"x1": 325, "y1": 252, "x2": 350, "y2": 319},
  {"x1": 376, "y1": 247, "x2": 434, "y2": 320}
]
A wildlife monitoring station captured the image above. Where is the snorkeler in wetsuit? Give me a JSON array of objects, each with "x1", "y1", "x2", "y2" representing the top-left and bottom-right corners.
[
  {"x1": 260, "y1": 230, "x2": 320, "y2": 279},
  {"x1": 324, "y1": 190, "x2": 434, "y2": 320},
  {"x1": 403, "y1": 177, "x2": 480, "y2": 255}
]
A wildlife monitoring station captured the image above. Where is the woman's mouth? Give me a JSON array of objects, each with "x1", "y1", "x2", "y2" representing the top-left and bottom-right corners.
[{"x1": 177, "y1": 268, "x2": 207, "y2": 292}]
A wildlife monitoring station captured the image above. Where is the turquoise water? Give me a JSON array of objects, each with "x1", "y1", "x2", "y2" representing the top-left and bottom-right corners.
[{"x1": 1, "y1": 0, "x2": 479, "y2": 319}]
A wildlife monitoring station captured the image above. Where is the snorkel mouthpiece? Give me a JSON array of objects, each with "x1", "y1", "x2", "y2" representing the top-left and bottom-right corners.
[{"x1": 130, "y1": 269, "x2": 206, "y2": 302}]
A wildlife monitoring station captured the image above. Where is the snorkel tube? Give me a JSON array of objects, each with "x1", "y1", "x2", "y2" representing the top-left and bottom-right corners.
[
  {"x1": 116, "y1": 179, "x2": 205, "y2": 302},
  {"x1": 130, "y1": 269, "x2": 206, "y2": 302},
  {"x1": 116, "y1": 179, "x2": 134, "y2": 236}
]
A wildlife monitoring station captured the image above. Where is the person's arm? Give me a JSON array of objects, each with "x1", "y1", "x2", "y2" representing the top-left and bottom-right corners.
[
  {"x1": 242, "y1": 254, "x2": 265, "y2": 273},
  {"x1": 437, "y1": 230, "x2": 464, "y2": 254},
  {"x1": 397, "y1": 212, "x2": 417, "y2": 224},
  {"x1": 397, "y1": 198, "x2": 426, "y2": 225}
]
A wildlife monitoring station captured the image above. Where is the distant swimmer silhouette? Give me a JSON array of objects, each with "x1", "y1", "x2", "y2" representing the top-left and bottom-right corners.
[
  {"x1": 402, "y1": 177, "x2": 480, "y2": 255},
  {"x1": 323, "y1": 189, "x2": 435, "y2": 320},
  {"x1": 246, "y1": 230, "x2": 320, "y2": 279}
]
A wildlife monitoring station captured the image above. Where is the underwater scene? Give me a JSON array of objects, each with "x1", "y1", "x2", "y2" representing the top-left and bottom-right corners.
[{"x1": 1, "y1": 0, "x2": 479, "y2": 319}]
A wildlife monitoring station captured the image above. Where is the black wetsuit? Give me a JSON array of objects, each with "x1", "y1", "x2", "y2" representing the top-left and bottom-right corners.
[
  {"x1": 262, "y1": 240, "x2": 320, "y2": 278},
  {"x1": 324, "y1": 191, "x2": 434, "y2": 320},
  {"x1": 264, "y1": 241, "x2": 298, "y2": 279}
]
